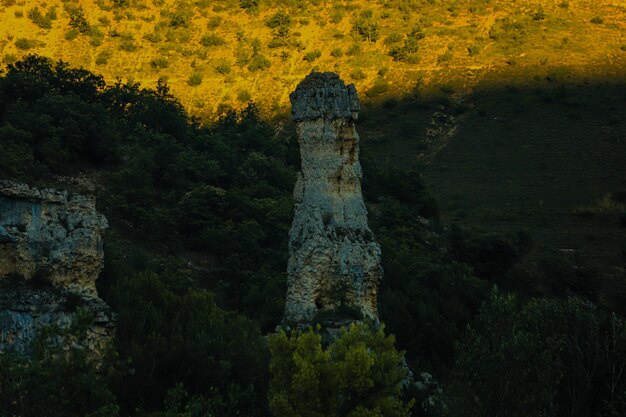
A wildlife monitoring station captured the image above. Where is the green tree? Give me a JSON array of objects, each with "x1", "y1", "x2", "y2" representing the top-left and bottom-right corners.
[
  {"x1": 268, "y1": 323, "x2": 413, "y2": 417},
  {"x1": 446, "y1": 292, "x2": 563, "y2": 417},
  {"x1": 111, "y1": 271, "x2": 269, "y2": 416},
  {"x1": 352, "y1": 10, "x2": 379, "y2": 42},
  {"x1": 0, "y1": 312, "x2": 119, "y2": 417}
]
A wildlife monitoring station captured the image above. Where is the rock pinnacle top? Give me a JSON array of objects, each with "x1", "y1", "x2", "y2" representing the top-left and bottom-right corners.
[{"x1": 290, "y1": 72, "x2": 361, "y2": 122}]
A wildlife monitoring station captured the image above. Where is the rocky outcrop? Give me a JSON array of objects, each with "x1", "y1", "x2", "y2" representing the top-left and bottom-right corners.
[
  {"x1": 0, "y1": 180, "x2": 107, "y2": 290},
  {"x1": 284, "y1": 72, "x2": 383, "y2": 326},
  {"x1": 0, "y1": 180, "x2": 113, "y2": 354}
]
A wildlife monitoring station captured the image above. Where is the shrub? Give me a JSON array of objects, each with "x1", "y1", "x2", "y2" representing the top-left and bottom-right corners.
[
  {"x1": 240, "y1": 0, "x2": 258, "y2": 12},
  {"x1": 187, "y1": 71, "x2": 203, "y2": 86},
  {"x1": 207, "y1": 16, "x2": 221, "y2": 29},
  {"x1": 468, "y1": 44, "x2": 480, "y2": 56},
  {"x1": 303, "y1": 50, "x2": 321, "y2": 62},
  {"x1": 237, "y1": 90, "x2": 252, "y2": 102},
  {"x1": 268, "y1": 37, "x2": 287, "y2": 48},
  {"x1": 330, "y1": 47, "x2": 343, "y2": 57},
  {"x1": 89, "y1": 27, "x2": 104, "y2": 46},
  {"x1": 389, "y1": 28, "x2": 423, "y2": 61},
  {"x1": 215, "y1": 61, "x2": 231, "y2": 74},
  {"x1": 144, "y1": 32, "x2": 161, "y2": 43},
  {"x1": 352, "y1": 10, "x2": 379, "y2": 42},
  {"x1": 437, "y1": 50, "x2": 453, "y2": 64},
  {"x1": 15, "y1": 38, "x2": 38, "y2": 50},
  {"x1": 95, "y1": 50, "x2": 111, "y2": 65},
  {"x1": 66, "y1": 6, "x2": 90, "y2": 34},
  {"x1": 247, "y1": 55, "x2": 271, "y2": 72},
  {"x1": 3, "y1": 53, "x2": 17, "y2": 65},
  {"x1": 150, "y1": 57, "x2": 169, "y2": 69},
  {"x1": 347, "y1": 43, "x2": 361, "y2": 56},
  {"x1": 366, "y1": 80, "x2": 389, "y2": 97},
  {"x1": 384, "y1": 32, "x2": 403, "y2": 45},
  {"x1": 590, "y1": 16, "x2": 604, "y2": 24},
  {"x1": 200, "y1": 34, "x2": 226, "y2": 47},
  {"x1": 28, "y1": 7, "x2": 56, "y2": 29},
  {"x1": 265, "y1": 11, "x2": 291, "y2": 29},
  {"x1": 532, "y1": 8, "x2": 546, "y2": 21},
  {"x1": 119, "y1": 39, "x2": 137, "y2": 52},
  {"x1": 64, "y1": 29, "x2": 79, "y2": 41},
  {"x1": 350, "y1": 69, "x2": 366, "y2": 80},
  {"x1": 268, "y1": 323, "x2": 413, "y2": 417}
]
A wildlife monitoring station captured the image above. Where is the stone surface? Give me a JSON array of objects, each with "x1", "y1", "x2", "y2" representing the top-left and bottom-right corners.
[
  {"x1": 0, "y1": 180, "x2": 107, "y2": 291},
  {"x1": 0, "y1": 180, "x2": 113, "y2": 354},
  {"x1": 284, "y1": 72, "x2": 383, "y2": 326},
  {"x1": 0, "y1": 278, "x2": 114, "y2": 355}
]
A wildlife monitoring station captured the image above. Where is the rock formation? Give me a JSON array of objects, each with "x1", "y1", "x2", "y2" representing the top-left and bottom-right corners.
[
  {"x1": 0, "y1": 180, "x2": 113, "y2": 354},
  {"x1": 284, "y1": 72, "x2": 383, "y2": 326}
]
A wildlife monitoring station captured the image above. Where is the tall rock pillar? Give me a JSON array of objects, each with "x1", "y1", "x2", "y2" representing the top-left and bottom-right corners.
[{"x1": 284, "y1": 72, "x2": 383, "y2": 326}]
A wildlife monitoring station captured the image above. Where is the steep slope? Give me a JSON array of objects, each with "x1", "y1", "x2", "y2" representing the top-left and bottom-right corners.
[{"x1": 0, "y1": 0, "x2": 624, "y2": 117}]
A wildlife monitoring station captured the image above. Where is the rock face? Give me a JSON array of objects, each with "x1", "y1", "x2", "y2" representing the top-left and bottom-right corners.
[
  {"x1": 0, "y1": 180, "x2": 113, "y2": 354},
  {"x1": 284, "y1": 72, "x2": 383, "y2": 326}
]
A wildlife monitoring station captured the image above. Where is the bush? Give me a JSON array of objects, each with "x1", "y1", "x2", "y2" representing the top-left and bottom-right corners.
[
  {"x1": 265, "y1": 11, "x2": 291, "y2": 29},
  {"x1": 119, "y1": 39, "x2": 137, "y2": 52},
  {"x1": 352, "y1": 10, "x2": 379, "y2": 42},
  {"x1": 590, "y1": 16, "x2": 604, "y2": 24},
  {"x1": 150, "y1": 57, "x2": 169, "y2": 69},
  {"x1": 200, "y1": 34, "x2": 226, "y2": 47},
  {"x1": 207, "y1": 16, "x2": 221, "y2": 29},
  {"x1": 349, "y1": 69, "x2": 365, "y2": 80},
  {"x1": 384, "y1": 32, "x2": 403, "y2": 45},
  {"x1": 247, "y1": 55, "x2": 271, "y2": 72},
  {"x1": 112, "y1": 272, "x2": 269, "y2": 416},
  {"x1": 268, "y1": 323, "x2": 413, "y2": 417},
  {"x1": 240, "y1": 0, "x2": 259, "y2": 12},
  {"x1": 237, "y1": 90, "x2": 252, "y2": 102},
  {"x1": 66, "y1": 6, "x2": 90, "y2": 34},
  {"x1": 28, "y1": 7, "x2": 56, "y2": 29},
  {"x1": 95, "y1": 50, "x2": 111, "y2": 65},
  {"x1": 0, "y1": 315, "x2": 119, "y2": 417},
  {"x1": 187, "y1": 71, "x2": 203, "y2": 86},
  {"x1": 15, "y1": 38, "x2": 38, "y2": 50},
  {"x1": 64, "y1": 29, "x2": 79, "y2": 41},
  {"x1": 303, "y1": 50, "x2": 321, "y2": 62},
  {"x1": 215, "y1": 61, "x2": 231, "y2": 74}
]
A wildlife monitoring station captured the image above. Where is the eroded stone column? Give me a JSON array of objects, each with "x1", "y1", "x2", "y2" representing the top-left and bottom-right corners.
[{"x1": 284, "y1": 72, "x2": 382, "y2": 326}]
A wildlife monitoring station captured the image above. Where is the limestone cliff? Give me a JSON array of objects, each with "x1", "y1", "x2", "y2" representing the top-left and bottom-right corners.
[
  {"x1": 284, "y1": 72, "x2": 383, "y2": 326},
  {"x1": 0, "y1": 180, "x2": 113, "y2": 354}
]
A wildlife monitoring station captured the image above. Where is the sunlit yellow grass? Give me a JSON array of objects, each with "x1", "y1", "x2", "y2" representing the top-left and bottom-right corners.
[{"x1": 0, "y1": 0, "x2": 624, "y2": 118}]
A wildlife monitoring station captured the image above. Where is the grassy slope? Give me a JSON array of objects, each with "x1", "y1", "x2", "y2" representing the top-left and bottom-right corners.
[
  {"x1": 0, "y1": 0, "x2": 625, "y2": 117},
  {"x1": 423, "y1": 81, "x2": 626, "y2": 270}
]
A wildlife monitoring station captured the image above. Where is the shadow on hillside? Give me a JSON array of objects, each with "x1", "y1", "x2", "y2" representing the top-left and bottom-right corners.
[{"x1": 267, "y1": 77, "x2": 626, "y2": 275}]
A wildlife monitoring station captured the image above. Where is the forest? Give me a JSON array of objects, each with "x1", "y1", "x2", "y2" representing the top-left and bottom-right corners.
[{"x1": 0, "y1": 54, "x2": 625, "y2": 417}]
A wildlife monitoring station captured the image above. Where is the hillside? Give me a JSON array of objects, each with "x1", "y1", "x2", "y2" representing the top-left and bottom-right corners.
[{"x1": 1, "y1": 0, "x2": 625, "y2": 118}]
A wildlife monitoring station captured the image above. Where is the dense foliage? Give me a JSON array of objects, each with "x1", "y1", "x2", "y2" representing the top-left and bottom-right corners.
[
  {"x1": 1, "y1": 56, "x2": 626, "y2": 417},
  {"x1": 268, "y1": 323, "x2": 412, "y2": 417}
]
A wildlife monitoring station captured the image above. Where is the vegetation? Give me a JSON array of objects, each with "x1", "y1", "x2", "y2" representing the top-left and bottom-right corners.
[
  {"x1": 0, "y1": 0, "x2": 622, "y2": 115},
  {"x1": 0, "y1": 0, "x2": 625, "y2": 413},
  {"x1": 268, "y1": 323, "x2": 412, "y2": 417}
]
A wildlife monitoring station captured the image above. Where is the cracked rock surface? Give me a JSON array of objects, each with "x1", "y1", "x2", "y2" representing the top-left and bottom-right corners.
[
  {"x1": 0, "y1": 180, "x2": 113, "y2": 354},
  {"x1": 284, "y1": 72, "x2": 382, "y2": 326}
]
